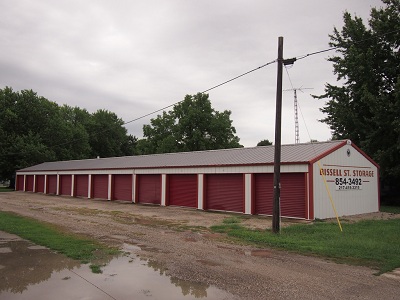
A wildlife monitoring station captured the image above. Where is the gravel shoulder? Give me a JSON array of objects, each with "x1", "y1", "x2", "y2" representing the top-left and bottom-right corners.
[{"x1": 1, "y1": 192, "x2": 399, "y2": 299}]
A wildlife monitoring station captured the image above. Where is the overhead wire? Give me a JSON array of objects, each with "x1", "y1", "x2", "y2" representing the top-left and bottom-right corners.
[
  {"x1": 200, "y1": 60, "x2": 277, "y2": 94},
  {"x1": 283, "y1": 66, "x2": 314, "y2": 143},
  {"x1": 6, "y1": 27, "x2": 400, "y2": 158},
  {"x1": 296, "y1": 47, "x2": 336, "y2": 61},
  {"x1": 81, "y1": 27, "x2": 400, "y2": 149},
  {"x1": 1, "y1": 60, "x2": 277, "y2": 156},
  {"x1": 123, "y1": 59, "x2": 277, "y2": 126},
  {"x1": 284, "y1": 65, "x2": 343, "y2": 231},
  {"x1": 295, "y1": 27, "x2": 400, "y2": 62}
]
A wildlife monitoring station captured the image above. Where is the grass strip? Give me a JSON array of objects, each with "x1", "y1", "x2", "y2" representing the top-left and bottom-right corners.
[
  {"x1": 0, "y1": 187, "x2": 14, "y2": 192},
  {"x1": 380, "y1": 205, "x2": 400, "y2": 214},
  {"x1": 0, "y1": 211, "x2": 118, "y2": 263},
  {"x1": 211, "y1": 218, "x2": 400, "y2": 274}
]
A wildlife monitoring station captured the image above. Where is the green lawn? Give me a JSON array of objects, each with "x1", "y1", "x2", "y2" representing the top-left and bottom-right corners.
[
  {"x1": 0, "y1": 187, "x2": 14, "y2": 192},
  {"x1": 0, "y1": 211, "x2": 118, "y2": 264},
  {"x1": 211, "y1": 216, "x2": 400, "y2": 274},
  {"x1": 380, "y1": 205, "x2": 400, "y2": 214}
]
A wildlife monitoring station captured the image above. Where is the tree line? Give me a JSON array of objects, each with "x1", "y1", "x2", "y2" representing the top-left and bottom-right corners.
[
  {"x1": 0, "y1": 87, "x2": 137, "y2": 186},
  {"x1": 0, "y1": 88, "x2": 243, "y2": 187},
  {"x1": 316, "y1": 0, "x2": 400, "y2": 199}
]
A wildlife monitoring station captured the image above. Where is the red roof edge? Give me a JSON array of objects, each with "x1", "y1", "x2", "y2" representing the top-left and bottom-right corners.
[
  {"x1": 309, "y1": 140, "x2": 348, "y2": 164},
  {"x1": 309, "y1": 140, "x2": 379, "y2": 169}
]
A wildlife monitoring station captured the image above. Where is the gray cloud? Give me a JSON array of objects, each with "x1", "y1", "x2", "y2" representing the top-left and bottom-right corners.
[{"x1": 0, "y1": 0, "x2": 383, "y2": 146}]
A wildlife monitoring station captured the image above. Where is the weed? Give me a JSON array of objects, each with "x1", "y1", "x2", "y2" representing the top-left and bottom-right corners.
[
  {"x1": 90, "y1": 264, "x2": 104, "y2": 274},
  {"x1": 222, "y1": 217, "x2": 241, "y2": 224}
]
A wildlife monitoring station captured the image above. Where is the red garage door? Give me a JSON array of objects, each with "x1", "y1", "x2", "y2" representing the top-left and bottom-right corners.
[
  {"x1": 137, "y1": 175, "x2": 161, "y2": 204},
  {"x1": 92, "y1": 175, "x2": 108, "y2": 199},
  {"x1": 254, "y1": 173, "x2": 274, "y2": 215},
  {"x1": 75, "y1": 175, "x2": 88, "y2": 198},
  {"x1": 16, "y1": 175, "x2": 24, "y2": 191},
  {"x1": 168, "y1": 174, "x2": 197, "y2": 208},
  {"x1": 113, "y1": 174, "x2": 132, "y2": 201},
  {"x1": 47, "y1": 175, "x2": 57, "y2": 194},
  {"x1": 36, "y1": 175, "x2": 45, "y2": 193},
  {"x1": 26, "y1": 175, "x2": 34, "y2": 192},
  {"x1": 60, "y1": 175, "x2": 72, "y2": 196},
  {"x1": 205, "y1": 174, "x2": 244, "y2": 213},
  {"x1": 280, "y1": 173, "x2": 306, "y2": 218},
  {"x1": 255, "y1": 173, "x2": 306, "y2": 219}
]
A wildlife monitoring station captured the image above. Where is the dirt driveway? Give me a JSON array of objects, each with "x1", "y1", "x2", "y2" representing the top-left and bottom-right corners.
[{"x1": 1, "y1": 192, "x2": 399, "y2": 299}]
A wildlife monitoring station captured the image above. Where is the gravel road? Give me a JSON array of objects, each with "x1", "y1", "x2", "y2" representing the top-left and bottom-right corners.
[{"x1": 1, "y1": 192, "x2": 399, "y2": 299}]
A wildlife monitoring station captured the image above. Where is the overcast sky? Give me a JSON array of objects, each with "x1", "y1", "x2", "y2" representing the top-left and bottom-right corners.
[{"x1": 0, "y1": 0, "x2": 383, "y2": 147}]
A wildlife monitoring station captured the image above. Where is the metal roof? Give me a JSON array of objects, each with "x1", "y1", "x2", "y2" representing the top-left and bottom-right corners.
[{"x1": 18, "y1": 140, "x2": 347, "y2": 172}]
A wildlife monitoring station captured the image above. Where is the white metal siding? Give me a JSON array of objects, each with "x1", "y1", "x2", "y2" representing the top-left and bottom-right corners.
[
  {"x1": 313, "y1": 144, "x2": 379, "y2": 219},
  {"x1": 16, "y1": 164, "x2": 308, "y2": 177},
  {"x1": 197, "y1": 174, "x2": 204, "y2": 210},
  {"x1": 244, "y1": 174, "x2": 252, "y2": 214},
  {"x1": 161, "y1": 174, "x2": 167, "y2": 206}
]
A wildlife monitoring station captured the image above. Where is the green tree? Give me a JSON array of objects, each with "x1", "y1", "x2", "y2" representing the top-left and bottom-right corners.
[
  {"x1": 0, "y1": 87, "x2": 137, "y2": 186},
  {"x1": 257, "y1": 139, "x2": 273, "y2": 146},
  {"x1": 315, "y1": 0, "x2": 400, "y2": 191},
  {"x1": 140, "y1": 93, "x2": 242, "y2": 154},
  {"x1": 0, "y1": 88, "x2": 58, "y2": 185},
  {"x1": 58, "y1": 105, "x2": 92, "y2": 159},
  {"x1": 141, "y1": 111, "x2": 177, "y2": 154},
  {"x1": 87, "y1": 109, "x2": 134, "y2": 158}
]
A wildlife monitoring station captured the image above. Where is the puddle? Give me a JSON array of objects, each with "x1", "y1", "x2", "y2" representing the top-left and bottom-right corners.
[
  {"x1": 0, "y1": 232, "x2": 234, "y2": 299},
  {"x1": 121, "y1": 242, "x2": 141, "y2": 252},
  {"x1": 0, "y1": 232, "x2": 79, "y2": 295},
  {"x1": 244, "y1": 249, "x2": 271, "y2": 257}
]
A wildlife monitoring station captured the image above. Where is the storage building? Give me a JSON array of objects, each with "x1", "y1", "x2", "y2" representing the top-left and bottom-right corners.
[{"x1": 15, "y1": 140, "x2": 379, "y2": 220}]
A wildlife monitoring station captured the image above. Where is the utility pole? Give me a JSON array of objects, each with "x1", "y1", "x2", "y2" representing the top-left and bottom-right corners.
[{"x1": 272, "y1": 37, "x2": 283, "y2": 234}]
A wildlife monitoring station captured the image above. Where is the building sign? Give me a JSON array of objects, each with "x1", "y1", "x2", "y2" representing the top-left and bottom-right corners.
[{"x1": 319, "y1": 165, "x2": 375, "y2": 191}]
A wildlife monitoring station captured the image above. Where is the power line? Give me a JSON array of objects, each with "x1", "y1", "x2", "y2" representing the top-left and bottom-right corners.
[
  {"x1": 81, "y1": 27, "x2": 400, "y2": 147},
  {"x1": 284, "y1": 66, "x2": 313, "y2": 144},
  {"x1": 295, "y1": 28, "x2": 400, "y2": 61},
  {"x1": 1, "y1": 60, "x2": 278, "y2": 157},
  {"x1": 6, "y1": 27, "x2": 399, "y2": 158},
  {"x1": 201, "y1": 60, "x2": 277, "y2": 93},
  {"x1": 296, "y1": 47, "x2": 336, "y2": 61},
  {"x1": 123, "y1": 59, "x2": 277, "y2": 126}
]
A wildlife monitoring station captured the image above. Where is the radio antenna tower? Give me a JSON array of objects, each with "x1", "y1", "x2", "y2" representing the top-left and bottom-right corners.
[{"x1": 283, "y1": 87, "x2": 313, "y2": 144}]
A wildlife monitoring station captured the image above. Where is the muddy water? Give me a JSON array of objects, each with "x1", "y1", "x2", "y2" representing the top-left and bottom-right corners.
[{"x1": 0, "y1": 232, "x2": 233, "y2": 300}]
